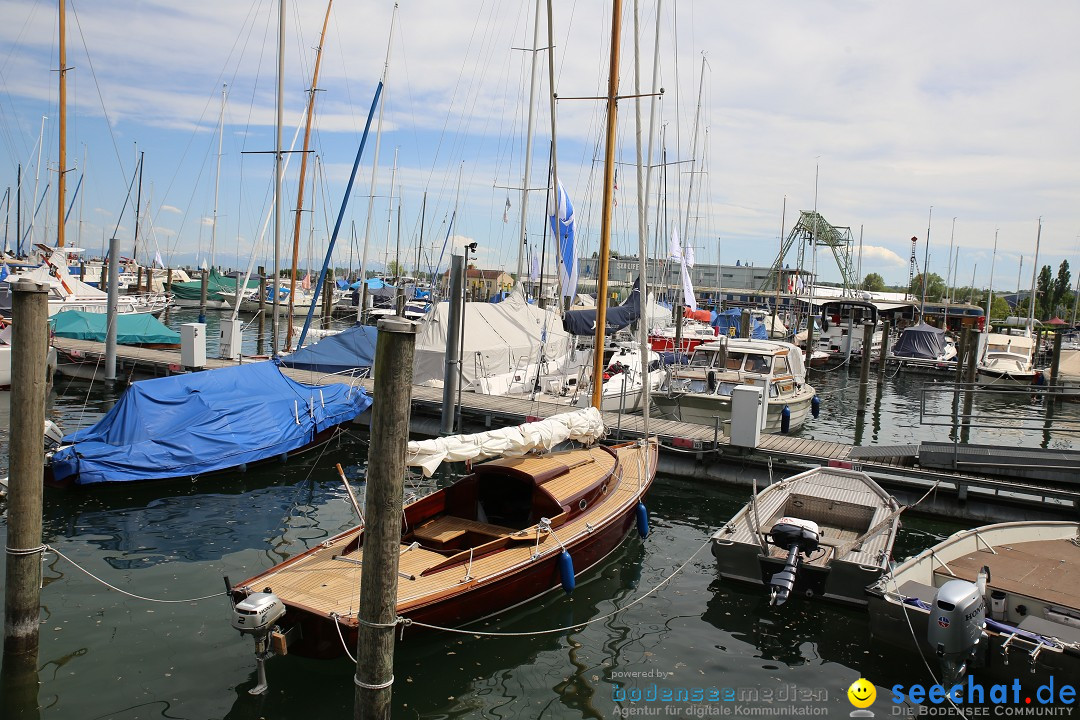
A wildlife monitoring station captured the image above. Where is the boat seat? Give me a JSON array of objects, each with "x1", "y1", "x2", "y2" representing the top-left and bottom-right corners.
[
  {"x1": 894, "y1": 579, "x2": 936, "y2": 604},
  {"x1": 413, "y1": 516, "x2": 520, "y2": 548},
  {"x1": 1017, "y1": 615, "x2": 1080, "y2": 646}
]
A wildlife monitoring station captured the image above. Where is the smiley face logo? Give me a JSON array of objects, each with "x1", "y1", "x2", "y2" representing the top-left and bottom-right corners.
[{"x1": 847, "y1": 678, "x2": 876, "y2": 708}]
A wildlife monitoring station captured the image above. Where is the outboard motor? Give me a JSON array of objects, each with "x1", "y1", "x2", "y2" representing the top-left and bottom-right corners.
[
  {"x1": 231, "y1": 590, "x2": 286, "y2": 695},
  {"x1": 44, "y1": 420, "x2": 64, "y2": 450},
  {"x1": 927, "y1": 579, "x2": 987, "y2": 685},
  {"x1": 767, "y1": 517, "x2": 820, "y2": 606}
]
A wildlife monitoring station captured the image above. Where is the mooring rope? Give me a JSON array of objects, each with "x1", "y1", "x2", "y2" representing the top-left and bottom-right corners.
[
  {"x1": 331, "y1": 539, "x2": 712, "y2": 644},
  {"x1": 45, "y1": 544, "x2": 226, "y2": 604}
]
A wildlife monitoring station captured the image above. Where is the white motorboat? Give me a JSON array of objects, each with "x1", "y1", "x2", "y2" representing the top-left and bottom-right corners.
[
  {"x1": 977, "y1": 331, "x2": 1038, "y2": 387},
  {"x1": 653, "y1": 337, "x2": 816, "y2": 432},
  {"x1": 712, "y1": 467, "x2": 900, "y2": 607},
  {"x1": 867, "y1": 521, "x2": 1080, "y2": 686}
]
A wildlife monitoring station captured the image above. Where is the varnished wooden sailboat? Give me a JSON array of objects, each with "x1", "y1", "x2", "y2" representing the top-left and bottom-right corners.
[
  {"x1": 228, "y1": 0, "x2": 657, "y2": 692},
  {"x1": 229, "y1": 421, "x2": 656, "y2": 660}
]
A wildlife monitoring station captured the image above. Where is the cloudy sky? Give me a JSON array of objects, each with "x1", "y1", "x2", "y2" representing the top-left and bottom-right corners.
[{"x1": 2, "y1": 0, "x2": 1078, "y2": 292}]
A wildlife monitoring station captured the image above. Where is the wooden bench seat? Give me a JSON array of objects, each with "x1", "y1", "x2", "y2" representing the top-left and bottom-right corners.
[{"x1": 412, "y1": 516, "x2": 520, "y2": 546}]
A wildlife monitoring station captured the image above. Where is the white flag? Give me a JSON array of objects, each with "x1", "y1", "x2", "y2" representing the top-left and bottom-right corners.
[
  {"x1": 668, "y1": 227, "x2": 683, "y2": 263},
  {"x1": 680, "y1": 257, "x2": 697, "y2": 312},
  {"x1": 530, "y1": 251, "x2": 540, "y2": 282},
  {"x1": 154, "y1": 251, "x2": 164, "y2": 268},
  {"x1": 685, "y1": 244, "x2": 695, "y2": 269}
]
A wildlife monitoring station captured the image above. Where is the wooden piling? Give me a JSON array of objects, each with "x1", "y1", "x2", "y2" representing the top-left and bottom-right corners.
[
  {"x1": 355, "y1": 316, "x2": 417, "y2": 720},
  {"x1": 804, "y1": 314, "x2": 816, "y2": 367},
  {"x1": 322, "y1": 270, "x2": 334, "y2": 330},
  {"x1": 961, "y1": 327, "x2": 979, "y2": 440},
  {"x1": 859, "y1": 322, "x2": 873, "y2": 388},
  {"x1": 954, "y1": 328, "x2": 968, "y2": 384},
  {"x1": 198, "y1": 268, "x2": 209, "y2": 322},
  {"x1": 1050, "y1": 331, "x2": 1063, "y2": 397},
  {"x1": 876, "y1": 320, "x2": 890, "y2": 383},
  {"x1": 673, "y1": 305, "x2": 684, "y2": 355},
  {"x1": 134, "y1": 266, "x2": 143, "y2": 295},
  {"x1": 3, "y1": 280, "x2": 48, "y2": 661},
  {"x1": 740, "y1": 309, "x2": 751, "y2": 339}
]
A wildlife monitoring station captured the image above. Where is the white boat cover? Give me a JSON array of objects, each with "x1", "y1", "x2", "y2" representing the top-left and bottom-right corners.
[
  {"x1": 412, "y1": 288, "x2": 573, "y2": 388},
  {"x1": 405, "y1": 407, "x2": 605, "y2": 477}
]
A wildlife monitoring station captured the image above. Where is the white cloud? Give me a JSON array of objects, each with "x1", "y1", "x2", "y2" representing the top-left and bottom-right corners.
[
  {"x1": 859, "y1": 246, "x2": 906, "y2": 267},
  {"x1": 159, "y1": 205, "x2": 182, "y2": 215}
]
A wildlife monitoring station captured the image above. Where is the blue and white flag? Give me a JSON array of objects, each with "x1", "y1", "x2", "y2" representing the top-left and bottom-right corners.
[{"x1": 549, "y1": 180, "x2": 577, "y2": 299}]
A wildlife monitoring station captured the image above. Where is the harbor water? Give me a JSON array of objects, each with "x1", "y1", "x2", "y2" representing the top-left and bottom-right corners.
[{"x1": 1, "y1": 314, "x2": 1078, "y2": 718}]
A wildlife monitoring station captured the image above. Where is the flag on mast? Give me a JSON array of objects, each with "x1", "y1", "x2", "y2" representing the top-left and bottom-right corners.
[
  {"x1": 549, "y1": 180, "x2": 577, "y2": 299},
  {"x1": 503, "y1": 196, "x2": 511, "y2": 224}
]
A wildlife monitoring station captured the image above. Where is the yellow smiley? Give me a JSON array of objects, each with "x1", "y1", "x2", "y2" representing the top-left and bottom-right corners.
[{"x1": 847, "y1": 678, "x2": 876, "y2": 709}]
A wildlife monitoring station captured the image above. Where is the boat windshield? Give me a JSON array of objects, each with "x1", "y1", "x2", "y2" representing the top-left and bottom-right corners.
[{"x1": 689, "y1": 350, "x2": 718, "y2": 368}]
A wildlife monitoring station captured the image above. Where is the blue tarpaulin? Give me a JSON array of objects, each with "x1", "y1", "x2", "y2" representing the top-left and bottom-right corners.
[
  {"x1": 51, "y1": 361, "x2": 372, "y2": 485},
  {"x1": 278, "y1": 324, "x2": 377, "y2": 375},
  {"x1": 711, "y1": 308, "x2": 767, "y2": 339}
]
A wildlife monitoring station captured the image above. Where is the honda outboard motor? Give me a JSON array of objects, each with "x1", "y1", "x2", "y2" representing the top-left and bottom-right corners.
[
  {"x1": 231, "y1": 590, "x2": 286, "y2": 695},
  {"x1": 767, "y1": 517, "x2": 820, "y2": 606},
  {"x1": 927, "y1": 579, "x2": 987, "y2": 685}
]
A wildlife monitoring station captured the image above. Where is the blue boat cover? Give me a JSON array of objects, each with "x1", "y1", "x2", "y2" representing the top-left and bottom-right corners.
[
  {"x1": 51, "y1": 361, "x2": 372, "y2": 485},
  {"x1": 562, "y1": 280, "x2": 641, "y2": 336},
  {"x1": 711, "y1": 308, "x2": 767, "y2": 339},
  {"x1": 892, "y1": 322, "x2": 946, "y2": 359},
  {"x1": 50, "y1": 310, "x2": 180, "y2": 345},
  {"x1": 278, "y1": 324, "x2": 378, "y2": 375}
]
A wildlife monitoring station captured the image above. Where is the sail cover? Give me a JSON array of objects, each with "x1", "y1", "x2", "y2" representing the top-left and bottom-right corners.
[
  {"x1": 278, "y1": 324, "x2": 377, "y2": 375},
  {"x1": 562, "y1": 280, "x2": 641, "y2": 336},
  {"x1": 50, "y1": 310, "x2": 180, "y2": 345},
  {"x1": 892, "y1": 322, "x2": 946, "y2": 359},
  {"x1": 50, "y1": 361, "x2": 372, "y2": 485},
  {"x1": 405, "y1": 407, "x2": 605, "y2": 477}
]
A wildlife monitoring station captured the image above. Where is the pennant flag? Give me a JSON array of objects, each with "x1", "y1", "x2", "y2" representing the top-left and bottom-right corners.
[
  {"x1": 686, "y1": 244, "x2": 696, "y2": 269},
  {"x1": 503, "y1": 196, "x2": 511, "y2": 224},
  {"x1": 549, "y1": 180, "x2": 577, "y2": 299},
  {"x1": 668, "y1": 226, "x2": 683, "y2": 263},
  {"x1": 530, "y1": 250, "x2": 540, "y2": 282},
  {"x1": 680, "y1": 256, "x2": 697, "y2": 312}
]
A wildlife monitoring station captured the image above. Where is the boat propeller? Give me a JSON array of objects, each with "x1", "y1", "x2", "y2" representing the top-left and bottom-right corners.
[{"x1": 766, "y1": 517, "x2": 820, "y2": 606}]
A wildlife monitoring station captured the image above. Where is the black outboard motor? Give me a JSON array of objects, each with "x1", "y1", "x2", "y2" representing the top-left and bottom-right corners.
[{"x1": 767, "y1": 517, "x2": 820, "y2": 606}]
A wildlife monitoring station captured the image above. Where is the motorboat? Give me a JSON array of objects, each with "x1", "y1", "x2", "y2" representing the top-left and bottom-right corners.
[
  {"x1": 814, "y1": 299, "x2": 884, "y2": 359},
  {"x1": 977, "y1": 331, "x2": 1038, "y2": 387},
  {"x1": 653, "y1": 337, "x2": 816, "y2": 432},
  {"x1": 866, "y1": 521, "x2": 1080, "y2": 686},
  {"x1": 712, "y1": 467, "x2": 900, "y2": 607}
]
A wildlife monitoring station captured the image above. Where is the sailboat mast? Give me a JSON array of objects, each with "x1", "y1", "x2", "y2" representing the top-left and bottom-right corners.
[
  {"x1": 132, "y1": 150, "x2": 144, "y2": 262},
  {"x1": 681, "y1": 56, "x2": 706, "y2": 251},
  {"x1": 591, "y1": 0, "x2": 622, "y2": 409},
  {"x1": 359, "y1": 3, "x2": 397, "y2": 288},
  {"x1": 1028, "y1": 218, "x2": 1042, "y2": 329},
  {"x1": 633, "y1": 0, "x2": 662, "y2": 435},
  {"x1": 545, "y1": 0, "x2": 563, "y2": 303},
  {"x1": 271, "y1": 0, "x2": 286, "y2": 354},
  {"x1": 515, "y1": 0, "x2": 543, "y2": 282},
  {"x1": 57, "y1": 0, "x2": 67, "y2": 248},
  {"x1": 285, "y1": 0, "x2": 332, "y2": 352},
  {"x1": 211, "y1": 85, "x2": 225, "y2": 270}
]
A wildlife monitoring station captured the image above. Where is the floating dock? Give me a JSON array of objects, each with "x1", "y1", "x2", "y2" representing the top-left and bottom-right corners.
[{"x1": 50, "y1": 337, "x2": 1080, "y2": 522}]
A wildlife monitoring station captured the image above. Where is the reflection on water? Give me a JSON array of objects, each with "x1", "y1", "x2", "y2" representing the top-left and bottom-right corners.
[{"x1": 0, "y1": 352, "x2": 1077, "y2": 718}]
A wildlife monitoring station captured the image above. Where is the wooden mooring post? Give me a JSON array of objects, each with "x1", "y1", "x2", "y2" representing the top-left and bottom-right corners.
[
  {"x1": 876, "y1": 320, "x2": 890, "y2": 384},
  {"x1": 2, "y1": 279, "x2": 49, "y2": 715},
  {"x1": 354, "y1": 317, "x2": 417, "y2": 720},
  {"x1": 1049, "y1": 331, "x2": 1063, "y2": 398},
  {"x1": 859, "y1": 322, "x2": 873, "y2": 389}
]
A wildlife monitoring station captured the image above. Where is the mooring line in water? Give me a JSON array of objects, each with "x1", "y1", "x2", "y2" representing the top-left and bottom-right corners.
[
  {"x1": 45, "y1": 545, "x2": 226, "y2": 604},
  {"x1": 329, "y1": 538, "x2": 712, "y2": 654}
]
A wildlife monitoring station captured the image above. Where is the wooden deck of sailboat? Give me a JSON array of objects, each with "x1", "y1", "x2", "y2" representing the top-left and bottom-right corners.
[{"x1": 240, "y1": 442, "x2": 654, "y2": 622}]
